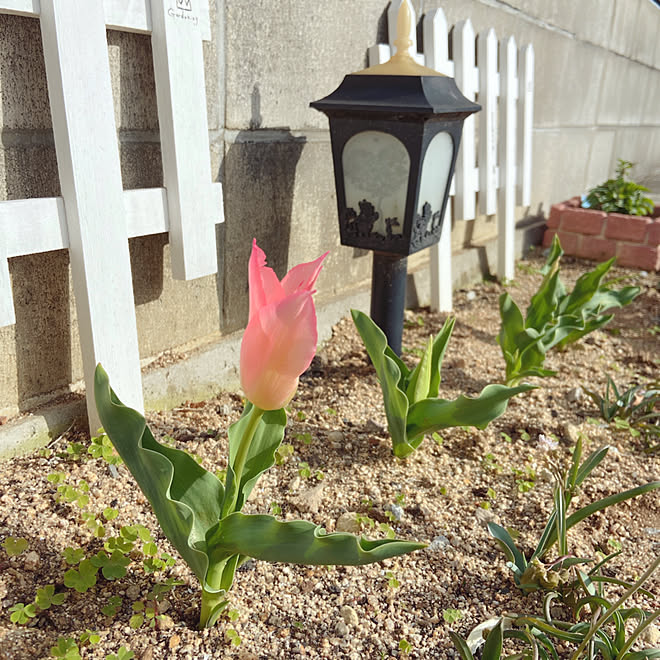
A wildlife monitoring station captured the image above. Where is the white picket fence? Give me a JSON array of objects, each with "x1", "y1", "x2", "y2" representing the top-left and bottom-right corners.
[
  {"x1": 370, "y1": 1, "x2": 534, "y2": 311},
  {"x1": 0, "y1": 0, "x2": 223, "y2": 428}
]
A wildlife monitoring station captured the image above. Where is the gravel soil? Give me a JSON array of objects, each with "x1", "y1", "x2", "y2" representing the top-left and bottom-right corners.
[{"x1": 0, "y1": 252, "x2": 659, "y2": 660}]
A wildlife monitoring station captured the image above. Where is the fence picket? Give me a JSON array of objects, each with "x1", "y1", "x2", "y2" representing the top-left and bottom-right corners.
[
  {"x1": 40, "y1": 0, "x2": 144, "y2": 421},
  {"x1": 454, "y1": 19, "x2": 478, "y2": 222},
  {"x1": 478, "y1": 28, "x2": 498, "y2": 216},
  {"x1": 498, "y1": 36, "x2": 518, "y2": 281},
  {"x1": 150, "y1": 0, "x2": 220, "y2": 280},
  {"x1": 518, "y1": 44, "x2": 534, "y2": 207},
  {"x1": 423, "y1": 9, "x2": 452, "y2": 76}
]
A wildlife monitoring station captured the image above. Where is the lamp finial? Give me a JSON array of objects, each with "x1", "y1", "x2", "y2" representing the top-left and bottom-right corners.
[
  {"x1": 354, "y1": 0, "x2": 444, "y2": 76},
  {"x1": 393, "y1": 0, "x2": 414, "y2": 57}
]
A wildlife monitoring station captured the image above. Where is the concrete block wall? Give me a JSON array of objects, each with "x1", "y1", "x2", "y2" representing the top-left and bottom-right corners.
[{"x1": 1, "y1": 0, "x2": 659, "y2": 421}]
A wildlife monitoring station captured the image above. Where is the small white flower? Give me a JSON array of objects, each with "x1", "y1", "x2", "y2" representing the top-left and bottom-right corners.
[{"x1": 538, "y1": 433, "x2": 559, "y2": 452}]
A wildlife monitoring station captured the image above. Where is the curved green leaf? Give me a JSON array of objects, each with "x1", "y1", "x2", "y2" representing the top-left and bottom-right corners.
[
  {"x1": 94, "y1": 364, "x2": 223, "y2": 590},
  {"x1": 206, "y1": 513, "x2": 425, "y2": 565},
  {"x1": 482, "y1": 619, "x2": 503, "y2": 659},
  {"x1": 351, "y1": 309, "x2": 410, "y2": 455},
  {"x1": 487, "y1": 522, "x2": 527, "y2": 575},
  {"x1": 449, "y1": 631, "x2": 475, "y2": 660},
  {"x1": 406, "y1": 336, "x2": 433, "y2": 403},
  {"x1": 406, "y1": 384, "x2": 535, "y2": 440},
  {"x1": 429, "y1": 316, "x2": 455, "y2": 397},
  {"x1": 544, "y1": 481, "x2": 660, "y2": 550}
]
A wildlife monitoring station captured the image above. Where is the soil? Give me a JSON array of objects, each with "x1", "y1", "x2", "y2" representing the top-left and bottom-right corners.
[{"x1": 0, "y1": 252, "x2": 658, "y2": 660}]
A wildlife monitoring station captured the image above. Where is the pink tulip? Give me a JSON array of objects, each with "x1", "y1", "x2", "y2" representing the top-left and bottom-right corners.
[{"x1": 240, "y1": 239, "x2": 328, "y2": 410}]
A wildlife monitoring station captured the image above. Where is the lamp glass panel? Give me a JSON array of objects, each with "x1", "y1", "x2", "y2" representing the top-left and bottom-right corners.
[
  {"x1": 417, "y1": 131, "x2": 453, "y2": 232},
  {"x1": 342, "y1": 131, "x2": 410, "y2": 237}
]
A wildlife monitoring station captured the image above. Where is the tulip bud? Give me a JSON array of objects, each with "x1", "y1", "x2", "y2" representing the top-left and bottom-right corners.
[{"x1": 240, "y1": 240, "x2": 328, "y2": 410}]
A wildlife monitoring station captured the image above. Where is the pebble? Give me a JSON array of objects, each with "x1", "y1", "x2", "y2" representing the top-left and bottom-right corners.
[
  {"x1": 168, "y1": 632, "x2": 180, "y2": 648},
  {"x1": 23, "y1": 551, "x2": 40, "y2": 571},
  {"x1": 288, "y1": 476, "x2": 301, "y2": 492},
  {"x1": 336, "y1": 512, "x2": 361, "y2": 534},
  {"x1": 340, "y1": 605, "x2": 359, "y2": 626},
  {"x1": 125, "y1": 584, "x2": 141, "y2": 600},
  {"x1": 566, "y1": 386, "x2": 583, "y2": 403},
  {"x1": 428, "y1": 534, "x2": 451, "y2": 552},
  {"x1": 293, "y1": 482, "x2": 325, "y2": 514},
  {"x1": 327, "y1": 430, "x2": 344, "y2": 444},
  {"x1": 466, "y1": 291, "x2": 477, "y2": 301},
  {"x1": 642, "y1": 624, "x2": 659, "y2": 646},
  {"x1": 335, "y1": 620, "x2": 350, "y2": 637},
  {"x1": 562, "y1": 422, "x2": 581, "y2": 444},
  {"x1": 389, "y1": 504, "x2": 404, "y2": 521},
  {"x1": 475, "y1": 508, "x2": 497, "y2": 526}
]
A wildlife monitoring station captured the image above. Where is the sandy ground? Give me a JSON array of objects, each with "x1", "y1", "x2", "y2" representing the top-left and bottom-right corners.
[{"x1": 0, "y1": 251, "x2": 658, "y2": 659}]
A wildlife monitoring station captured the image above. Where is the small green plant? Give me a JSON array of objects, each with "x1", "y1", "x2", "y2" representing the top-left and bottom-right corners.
[
  {"x1": 583, "y1": 159, "x2": 654, "y2": 216},
  {"x1": 63, "y1": 547, "x2": 86, "y2": 565},
  {"x1": 63, "y1": 558, "x2": 98, "y2": 593},
  {"x1": 498, "y1": 236, "x2": 640, "y2": 386},
  {"x1": 8, "y1": 602, "x2": 37, "y2": 624},
  {"x1": 274, "y1": 442, "x2": 294, "y2": 465},
  {"x1": 442, "y1": 608, "x2": 464, "y2": 624},
  {"x1": 270, "y1": 501, "x2": 282, "y2": 516},
  {"x1": 2, "y1": 536, "x2": 28, "y2": 556},
  {"x1": 398, "y1": 638, "x2": 413, "y2": 654},
  {"x1": 296, "y1": 431, "x2": 313, "y2": 445},
  {"x1": 385, "y1": 570, "x2": 400, "y2": 588},
  {"x1": 352, "y1": 310, "x2": 534, "y2": 457},
  {"x1": 105, "y1": 646, "x2": 135, "y2": 660},
  {"x1": 101, "y1": 595, "x2": 123, "y2": 617},
  {"x1": 585, "y1": 376, "x2": 659, "y2": 446},
  {"x1": 50, "y1": 637, "x2": 81, "y2": 660},
  {"x1": 225, "y1": 628, "x2": 241, "y2": 647},
  {"x1": 488, "y1": 436, "x2": 660, "y2": 596},
  {"x1": 35, "y1": 584, "x2": 67, "y2": 610}
]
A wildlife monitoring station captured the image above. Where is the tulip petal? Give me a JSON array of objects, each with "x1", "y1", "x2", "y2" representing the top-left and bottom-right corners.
[
  {"x1": 240, "y1": 290, "x2": 318, "y2": 410},
  {"x1": 248, "y1": 240, "x2": 284, "y2": 321},
  {"x1": 281, "y1": 251, "x2": 329, "y2": 296}
]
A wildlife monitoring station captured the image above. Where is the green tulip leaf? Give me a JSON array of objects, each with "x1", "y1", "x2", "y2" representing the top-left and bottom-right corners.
[
  {"x1": 406, "y1": 336, "x2": 433, "y2": 404},
  {"x1": 487, "y1": 522, "x2": 527, "y2": 575},
  {"x1": 428, "y1": 317, "x2": 455, "y2": 397},
  {"x1": 207, "y1": 513, "x2": 425, "y2": 565},
  {"x1": 94, "y1": 364, "x2": 225, "y2": 591},
  {"x1": 406, "y1": 383, "x2": 536, "y2": 441},
  {"x1": 351, "y1": 309, "x2": 410, "y2": 454}
]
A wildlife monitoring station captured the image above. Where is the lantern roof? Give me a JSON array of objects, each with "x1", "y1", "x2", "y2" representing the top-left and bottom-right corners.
[{"x1": 310, "y1": 74, "x2": 480, "y2": 119}]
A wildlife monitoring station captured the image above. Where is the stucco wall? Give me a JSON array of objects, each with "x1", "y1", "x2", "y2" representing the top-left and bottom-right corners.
[{"x1": 0, "y1": 0, "x2": 659, "y2": 419}]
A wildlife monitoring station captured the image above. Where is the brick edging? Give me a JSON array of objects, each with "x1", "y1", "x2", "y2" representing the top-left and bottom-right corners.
[{"x1": 543, "y1": 198, "x2": 660, "y2": 271}]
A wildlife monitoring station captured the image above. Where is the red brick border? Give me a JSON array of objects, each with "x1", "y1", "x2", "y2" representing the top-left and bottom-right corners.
[{"x1": 542, "y1": 200, "x2": 660, "y2": 271}]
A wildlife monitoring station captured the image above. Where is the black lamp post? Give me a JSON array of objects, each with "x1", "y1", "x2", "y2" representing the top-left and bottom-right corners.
[{"x1": 311, "y1": 0, "x2": 480, "y2": 354}]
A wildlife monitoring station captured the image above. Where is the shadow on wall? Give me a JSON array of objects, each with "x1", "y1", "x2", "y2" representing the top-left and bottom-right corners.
[
  {"x1": 1, "y1": 14, "x2": 73, "y2": 411},
  {"x1": 217, "y1": 84, "x2": 306, "y2": 333}
]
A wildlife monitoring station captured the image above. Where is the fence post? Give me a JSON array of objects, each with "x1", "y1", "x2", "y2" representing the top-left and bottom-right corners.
[
  {"x1": 454, "y1": 19, "x2": 477, "y2": 222},
  {"x1": 518, "y1": 44, "x2": 534, "y2": 208},
  {"x1": 39, "y1": 0, "x2": 144, "y2": 425},
  {"x1": 478, "y1": 28, "x2": 498, "y2": 217},
  {"x1": 150, "y1": 0, "x2": 221, "y2": 281},
  {"x1": 424, "y1": 8, "x2": 453, "y2": 312},
  {"x1": 497, "y1": 36, "x2": 518, "y2": 282}
]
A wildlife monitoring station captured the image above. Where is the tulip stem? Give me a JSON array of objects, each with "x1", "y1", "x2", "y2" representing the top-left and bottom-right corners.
[{"x1": 230, "y1": 404, "x2": 265, "y2": 512}]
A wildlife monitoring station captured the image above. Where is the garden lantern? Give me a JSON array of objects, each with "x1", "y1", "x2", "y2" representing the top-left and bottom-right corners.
[{"x1": 311, "y1": 0, "x2": 480, "y2": 353}]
